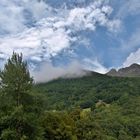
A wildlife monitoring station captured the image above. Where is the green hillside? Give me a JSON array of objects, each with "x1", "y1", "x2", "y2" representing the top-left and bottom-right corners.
[
  {"x1": 32, "y1": 72, "x2": 140, "y2": 139},
  {"x1": 34, "y1": 72, "x2": 140, "y2": 110}
]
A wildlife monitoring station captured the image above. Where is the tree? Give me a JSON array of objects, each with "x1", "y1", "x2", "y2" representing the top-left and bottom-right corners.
[
  {"x1": 0, "y1": 52, "x2": 33, "y2": 107},
  {"x1": 0, "y1": 52, "x2": 42, "y2": 140},
  {"x1": 40, "y1": 111, "x2": 77, "y2": 140}
]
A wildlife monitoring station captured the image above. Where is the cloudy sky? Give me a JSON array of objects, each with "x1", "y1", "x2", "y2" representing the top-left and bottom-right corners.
[{"x1": 0, "y1": 0, "x2": 140, "y2": 81}]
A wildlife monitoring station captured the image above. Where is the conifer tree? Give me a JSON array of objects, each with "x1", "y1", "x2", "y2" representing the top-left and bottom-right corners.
[
  {"x1": 0, "y1": 53, "x2": 42, "y2": 140},
  {"x1": 0, "y1": 52, "x2": 33, "y2": 107}
]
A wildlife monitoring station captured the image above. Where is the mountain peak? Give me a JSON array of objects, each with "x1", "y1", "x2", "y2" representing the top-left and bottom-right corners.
[
  {"x1": 107, "y1": 63, "x2": 140, "y2": 77},
  {"x1": 129, "y1": 63, "x2": 140, "y2": 68}
]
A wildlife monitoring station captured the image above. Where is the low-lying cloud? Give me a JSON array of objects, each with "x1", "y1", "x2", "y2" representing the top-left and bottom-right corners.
[
  {"x1": 31, "y1": 61, "x2": 88, "y2": 83},
  {"x1": 31, "y1": 57, "x2": 108, "y2": 83}
]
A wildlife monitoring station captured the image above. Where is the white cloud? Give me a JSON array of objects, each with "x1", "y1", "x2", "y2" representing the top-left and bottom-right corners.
[
  {"x1": 24, "y1": 0, "x2": 53, "y2": 20},
  {"x1": 0, "y1": 0, "x2": 120, "y2": 74},
  {"x1": 31, "y1": 58, "x2": 108, "y2": 83},
  {"x1": 66, "y1": 4, "x2": 120, "y2": 32},
  {"x1": 31, "y1": 61, "x2": 87, "y2": 83},
  {"x1": 0, "y1": 0, "x2": 26, "y2": 34},
  {"x1": 82, "y1": 58, "x2": 108, "y2": 74},
  {"x1": 0, "y1": 23, "x2": 71, "y2": 61},
  {"x1": 0, "y1": 0, "x2": 120, "y2": 35},
  {"x1": 123, "y1": 48, "x2": 140, "y2": 67}
]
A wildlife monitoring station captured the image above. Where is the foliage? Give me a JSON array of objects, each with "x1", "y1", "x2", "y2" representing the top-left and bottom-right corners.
[
  {"x1": 34, "y1": 74, "x2": 140, "y2": 110},
  {"x1": 0, "y1": 53, "x2": 42, "y2": 140},
  {"x1": 1, "y1": 53, "x2": 140, "y2": 139},
  {"x1": 40, "y1": 111, "x2": 77, "y2": 140},
  {"x1": 34, "y1": 71, "x2": 140, "y2": 139}
]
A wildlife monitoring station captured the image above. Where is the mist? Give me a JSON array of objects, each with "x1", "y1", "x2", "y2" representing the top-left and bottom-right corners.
[{"x1": 31, "y1": 61, "x2": 89, "y2": 83}]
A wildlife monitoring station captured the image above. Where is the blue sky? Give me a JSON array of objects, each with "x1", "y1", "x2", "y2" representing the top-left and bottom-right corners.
[{"x1": 0, "y1": 0, "x2": 140, "y2": 80}]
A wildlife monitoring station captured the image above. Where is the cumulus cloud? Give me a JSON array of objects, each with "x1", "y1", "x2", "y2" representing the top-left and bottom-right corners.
[
  {"x1": 0, "y1": 0, "x2": 120, "y2": 60},
  {"x1": 66, "y1": 3, "x2": 120, "y2": 32},
  {"x1": 0, "y1": 0, "x2": 53, "y2": 34},
  {"x1": 31, "y1": 61, "x2": 88, "y2": 83},
  {"x1": 0, "y1": 20, "x2": 72, "y2": 62},
  {"x1": 0, "y1": 0, "x2": 120, "y2": 80}
]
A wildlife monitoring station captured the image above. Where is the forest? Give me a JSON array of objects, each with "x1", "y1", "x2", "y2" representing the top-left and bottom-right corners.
[{"x1": 0, "y1": 53, "x2": 140, "y2": 140}]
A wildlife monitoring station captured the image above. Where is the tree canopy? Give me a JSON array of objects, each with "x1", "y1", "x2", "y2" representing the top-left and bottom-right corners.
[{"x1": 0, "y1": 53, "x2": 42, "y2": 140}]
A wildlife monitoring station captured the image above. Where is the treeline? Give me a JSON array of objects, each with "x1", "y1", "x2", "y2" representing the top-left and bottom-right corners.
[{"x1": 0, "y1": 53, "x2": 140, "y2": 140}]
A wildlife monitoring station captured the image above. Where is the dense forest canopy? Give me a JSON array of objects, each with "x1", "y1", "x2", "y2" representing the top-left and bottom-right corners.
[{"x1": 0, "y1": 53, "x2": 140, "y2": 140}]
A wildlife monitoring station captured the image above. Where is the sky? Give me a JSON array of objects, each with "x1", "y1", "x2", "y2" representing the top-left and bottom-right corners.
[{"x1": 0, "y1": 0, "x2": 140, "y2": 81}]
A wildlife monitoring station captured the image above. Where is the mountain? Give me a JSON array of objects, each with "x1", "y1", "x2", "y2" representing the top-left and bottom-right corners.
[
  {"x1": 33, "y1": 71, "x2": 140, "y2": 110},
  {"x1": 107, "y1": 63, "x2": 140, "y2": 77},
  {"x1": 32, "y1": 68, "x2": 140, "y2": 139}
]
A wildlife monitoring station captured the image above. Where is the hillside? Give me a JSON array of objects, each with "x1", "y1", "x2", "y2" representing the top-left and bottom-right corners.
[
  {"x1": 32, "y1": 71, "x2": 140, "y2": 139},
  {"x1": 34, "y1": 71, "x2": 140, "y2": 110}
]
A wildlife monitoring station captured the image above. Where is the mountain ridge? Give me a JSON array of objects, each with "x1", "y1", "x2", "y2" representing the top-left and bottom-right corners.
[{"x1": 106, "y1": 63, "x2": 140, "y2": 77}]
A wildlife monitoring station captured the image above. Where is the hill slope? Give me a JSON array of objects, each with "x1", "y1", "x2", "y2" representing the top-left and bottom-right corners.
[
  {"x1": 33, "y1": 71, "x2": 140, "y2": 139},
  {"x1": 33, "y1": 71, "x2": 140, "y2": 110}
]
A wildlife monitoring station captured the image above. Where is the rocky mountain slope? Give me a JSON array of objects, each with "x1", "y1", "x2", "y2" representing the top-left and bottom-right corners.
[{"x1": 107, "y1": 63, "x2": 140, "y2": 77}]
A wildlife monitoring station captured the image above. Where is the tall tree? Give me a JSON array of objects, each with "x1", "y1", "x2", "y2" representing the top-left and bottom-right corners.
[
  {"x1": 0, "y1": 53, "x2": 42, "y2": 140},
  {"x1": 0, "y1": 52, "x2": 33, "y2": 107}
]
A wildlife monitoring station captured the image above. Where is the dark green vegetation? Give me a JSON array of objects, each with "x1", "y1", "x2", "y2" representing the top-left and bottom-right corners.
[
  {"x1": 34, "y1": 73, "x2": 140, "y2": 110},
  {"x1": 34, "y1": 70, "x2": 140, "y2": 139},
  {"x1": 0, "y1": 53, "x2": 140, "y2": 140},
  {"x1": 0, "y1": 53, "x2": 43, "y2": 140}
]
